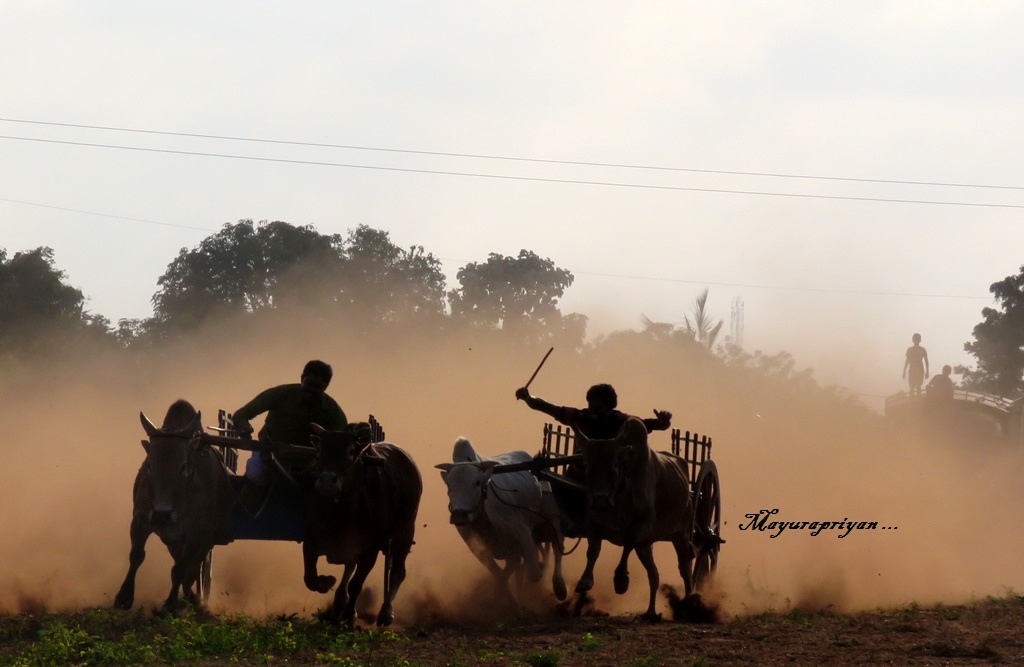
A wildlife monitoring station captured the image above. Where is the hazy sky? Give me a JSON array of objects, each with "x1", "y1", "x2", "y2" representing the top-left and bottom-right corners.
[{"x1": 3, "y1": 2, "x2": 1022, "y2": 408}]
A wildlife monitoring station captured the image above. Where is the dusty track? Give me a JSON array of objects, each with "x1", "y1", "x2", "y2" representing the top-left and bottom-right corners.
[{"x1": 4, "y1": 596, "x2": 1024, "y2": 665}]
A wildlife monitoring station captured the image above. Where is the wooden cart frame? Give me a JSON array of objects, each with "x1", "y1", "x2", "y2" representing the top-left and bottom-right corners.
[
  {"x1": 192, "y1": 410, "x2": 386, "y2": 604},
  {"x1": 528, "y1": 423, "x2": 723, "y2": 592}
]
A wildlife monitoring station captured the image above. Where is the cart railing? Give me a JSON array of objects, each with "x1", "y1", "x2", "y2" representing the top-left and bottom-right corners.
[
  {"x1": 215, "y1": 410, "x2": 240, "y2": 473},
  {"x1": 541, "y1": 423, "x2": 576, "y2": 475},
  {"x1": 538, "y1": 423, "x2": 713, "y2": 485},
  {"x1": 671, "y1": 428, "x2": 713, "y2": 487}
]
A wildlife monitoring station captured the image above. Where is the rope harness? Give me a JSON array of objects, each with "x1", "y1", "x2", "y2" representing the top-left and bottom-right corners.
[{"x1": 485, "y1": 477, "x2": 579, "y2": 557}]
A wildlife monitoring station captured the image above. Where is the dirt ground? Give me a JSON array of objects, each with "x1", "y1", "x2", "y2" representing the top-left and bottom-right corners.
[
  {"x1": 356, "y1": 595, "x2": 1024, "y2": 666},
  {"x1": 7, "y1": 594, "x2": 1024, "y2": 666}
]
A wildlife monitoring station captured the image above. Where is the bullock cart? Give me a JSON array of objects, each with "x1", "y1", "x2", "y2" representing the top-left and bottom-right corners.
[
  {"x1": 492, "y1": 424, "x2": 722, "y2": 592},
  {"x1": 190, "y1": 411, "x2": 386, "y2": 603}
]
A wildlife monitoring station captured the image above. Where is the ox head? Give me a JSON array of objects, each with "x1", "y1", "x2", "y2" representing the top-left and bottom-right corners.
[
  {"x1": 435, "y1": 460, "x2": 499, "y2": 526},
  {"x1": 138, "y1": 407, "x2": 203, "y2": 527},
  {"x1": 577, "y1": 418, "x2": 648, "y2": 512},
  {"x1": 310, "y1": 422, "x2": 371, "y2": 498}
]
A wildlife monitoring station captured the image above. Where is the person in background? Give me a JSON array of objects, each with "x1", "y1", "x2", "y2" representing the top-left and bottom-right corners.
[
  {"x1": 926, "y1": 364, "x2": 956, "y2": 405},
  {"x1": 902, "y1": 333, "x2": 930, "y2": 397}
]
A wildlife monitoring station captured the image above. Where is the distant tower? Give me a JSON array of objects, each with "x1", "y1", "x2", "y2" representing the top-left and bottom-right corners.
[{"x1": 730, "y1": 296, "x2": 744, "y2": 349}]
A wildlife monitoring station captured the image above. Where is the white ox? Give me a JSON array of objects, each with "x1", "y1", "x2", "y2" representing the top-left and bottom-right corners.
[{"x1": 436, "y1": 437, "x2": 567, "y2": 604}]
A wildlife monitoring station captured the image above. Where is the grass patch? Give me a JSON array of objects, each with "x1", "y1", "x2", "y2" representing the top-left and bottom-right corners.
[{"x1": 0, "y1": 607, "x2": 413, "y2": 667}]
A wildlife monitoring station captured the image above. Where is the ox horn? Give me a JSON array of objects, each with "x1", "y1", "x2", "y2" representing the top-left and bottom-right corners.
[
  {"x1": 140, "y1": 412, "x2": 160, "y2": 437},
  {"x1": 182, "y1": 410, "x2": 202, "y2": 437}
]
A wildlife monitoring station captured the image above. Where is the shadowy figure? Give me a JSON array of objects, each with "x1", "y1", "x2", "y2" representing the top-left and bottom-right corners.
[
  {"x1": 514, "y1": 383, "x2": 671, "y2": 534},
  {"x1": 902, "y1": 333, "x2": 929, "y2": 397},
  {"x1": 926, "y1": 364, "x2": 956, "y2": 406},
  {"x1": 232, "y1": 359, "x2": 348, "y2": 486}
]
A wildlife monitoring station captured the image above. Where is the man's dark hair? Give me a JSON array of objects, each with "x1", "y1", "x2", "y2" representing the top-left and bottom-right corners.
[
  {"x1": 586, "y1": 383, "x2": 618, "y2": 409},
  {"x1": 302, "y1": 360, "x2": 333, "y2": 384}
]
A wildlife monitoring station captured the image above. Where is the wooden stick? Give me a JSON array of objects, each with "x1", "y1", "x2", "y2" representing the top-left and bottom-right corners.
[{"x1": 524, "y1": 347, "x2": 554, "y2": 390}]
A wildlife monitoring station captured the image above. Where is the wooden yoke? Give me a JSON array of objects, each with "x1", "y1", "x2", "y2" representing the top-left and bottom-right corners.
[
  {"x1": 199, "y1": 432, "x2": 317, "y2": 459},
  {"x1": 489, "y1": 453, "x2": 584, "y2": 475}
]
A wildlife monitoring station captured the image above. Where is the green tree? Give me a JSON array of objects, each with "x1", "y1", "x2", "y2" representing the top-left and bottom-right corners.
[
  {"x1": 0, "y1": 246, "x2": 112, "y2": 353},
  {"x1": 335, "y1": 225, "x2": 447, "y2": 321},
  {"x1": 447, "y1": 250, "x2": 584, "y2": 347},
  {"x1": 143, "y1": 220, "x2": 448, "y2": 341},
  {"x1": 149, "y1": 220, "x2": 344, "y2": 337},
  {"x1": 957, "y1": 265, "x2": 1024, "y2": 397}
]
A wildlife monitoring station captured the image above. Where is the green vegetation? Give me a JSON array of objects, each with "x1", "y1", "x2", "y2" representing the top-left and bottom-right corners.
[
  {"x1": 0, "y1": 608, "x2": 411, "y2": 667},
  {"x1": 956, "y1": 263, "x2": 1024, "y2": 396}
]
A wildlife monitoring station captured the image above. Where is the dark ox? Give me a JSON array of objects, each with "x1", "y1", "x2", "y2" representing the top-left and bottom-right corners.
[
  {"x1": 114, "y1": 399, "x2": 234, "y2": 612},
  {"x1": 305, "y1": 422, "x2": 422, "y2": 628},
  {"x1": 576, "y1": 417, "x2": 694, "y2": 620}
]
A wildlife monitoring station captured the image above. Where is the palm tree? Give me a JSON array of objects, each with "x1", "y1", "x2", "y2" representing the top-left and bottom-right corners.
[{"x1": 682, "y1": 289, "x2": 723, "y2": 352}]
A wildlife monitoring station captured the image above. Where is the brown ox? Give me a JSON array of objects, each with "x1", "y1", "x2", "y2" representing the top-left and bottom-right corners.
[
  {"x1": 305, "y1": 423, "x2": 422, "y2": 628},
  {"x1": 114, "y1": 399, "x2": 234, "y2": 613},
  {"x1": 575, "y1": 417, "x2": 694, "y2": 620}
]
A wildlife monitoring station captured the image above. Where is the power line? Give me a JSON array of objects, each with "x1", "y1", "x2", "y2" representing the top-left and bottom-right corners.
[
  {"x1": 572, "y1": 269, "x2": 991, "y2": 300},
  {"x1": 3, "y1": 117, "x2": 1023, "y2": 192},
  {"x1": 1, "y1": 196, "x2": 994, "y2": 301},
  {"x1": 4, "y1": 134, "x2": 1024, "y2": 210},
  {"x1": 0, "y1": 197, "x2": 213, "y2": 232}
]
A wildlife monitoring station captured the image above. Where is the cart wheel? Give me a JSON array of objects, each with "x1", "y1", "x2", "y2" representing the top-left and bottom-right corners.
[
  {"x1": 689, "y1": 460, "x2": 722, "y2": 591},
  {"x1": 199, "y1": 549, "x2": 213, "y2": 605}
]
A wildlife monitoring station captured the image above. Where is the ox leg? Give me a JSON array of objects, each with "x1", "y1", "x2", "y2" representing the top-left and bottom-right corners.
[
  {"x1": 113, "y1": 518, "x2": 150, "y2": 610},
  {"x1": 518, "y1": 526, "x2": 544, "y2": 585},
  {"x1": 161, "y1": 561, "x2": 186, "y2": 614},
  {"x1": 323, "y1": 565, "x2": 353, "y2": 624},
  {"x1": 549, "y1": 539, "x2": 567, "y2": 602},
  {"x1": 341, "y1": 552, "x2": 378, "y2": 629},
  {"x1": 535, "y1": 519, "x2": 567, "y2": 602},
  {"x1": 461, "y1": 530, "x2": 516, "y2": 604},
  {"x1": 169, "y1": 538, "x2": 212, "y2": 612},
  {"x1": 177, "y1": 549, "x2": 205, "y2": 609},
  {"x1": 505, "y1": 525, "x2": 549, "y2": 614},
  {"x1": 378, "y1": 537, "x2": 412, "y2": 627},
  {"x1": 614, "y1": 545, "x2": 634, "y2": 595},
  {"x1": 634, "y1": 543, "x2": 661, "y2": 621},
  {"x1": 575, "y1": 537, "x2": 602, "y2": 595},
  {"x1": 672, "y1": 534, "x2": 695, "y2": 598},
  {"x1": 303, "y1": 539, "x2": 336, "y2": 594}
]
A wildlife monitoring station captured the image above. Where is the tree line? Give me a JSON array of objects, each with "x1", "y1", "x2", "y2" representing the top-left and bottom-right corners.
[{"x1": 2, "y1": 218, "x2": 1022, "y2": 398}]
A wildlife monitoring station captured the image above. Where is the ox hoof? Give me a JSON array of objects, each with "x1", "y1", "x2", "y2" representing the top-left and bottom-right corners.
[
  {"x1": 306, "y1": 575, "x2": 336, "y2": 594},
  {"x1": 613, "y1": 569, "x2": 630, "y2": 595},
  {"x1": 156, "y1": 602, "x2": 181, "y2": 618},
  {"x1": 377, "y1": 607, "x2": 395, "y2": 627},
  {"x1": 554, "y1": 578, "x2": 568, "y2": 602}
]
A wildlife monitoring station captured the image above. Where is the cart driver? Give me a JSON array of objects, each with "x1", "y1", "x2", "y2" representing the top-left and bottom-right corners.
[
  {"x1": 515, "y1": 383, "x2": 671, "y2": 535},
  {"x1": 233, "y1": 359, "x2": 348, "y2": 486},
  {"x1": 514, "y1": 383, "x2": 673, "y2": 477}
]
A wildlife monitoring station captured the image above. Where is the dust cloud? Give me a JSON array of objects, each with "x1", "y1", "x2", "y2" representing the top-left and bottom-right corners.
[{"x1": 3, "y1": 308, "x2": 1023, "y2": 623}]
